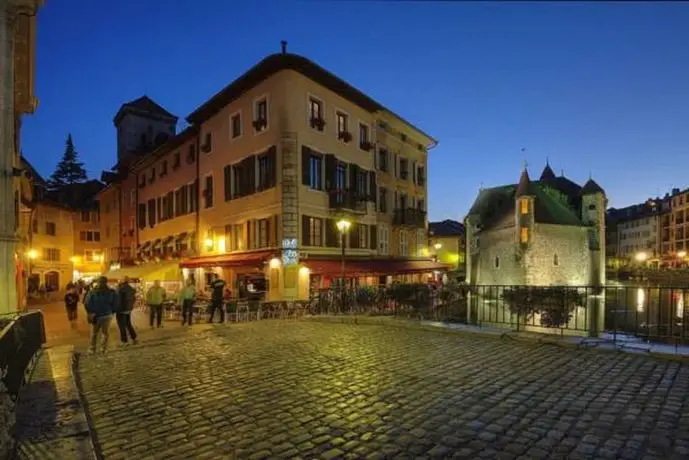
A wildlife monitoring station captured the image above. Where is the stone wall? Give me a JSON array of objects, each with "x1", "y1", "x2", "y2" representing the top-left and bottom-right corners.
[
  {"x1": 472, "y1": 224, "x2": 592, "y2": 287},
  {"x1": 526, "y1": 224, "x2": 591, "y2": 286},
  {"x1": 473, "y1": 227, "x2": 525, "y2": 285}
]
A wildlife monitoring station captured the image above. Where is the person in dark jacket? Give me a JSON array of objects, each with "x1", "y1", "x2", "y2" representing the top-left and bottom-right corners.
[
  {"x1": 85, "y1": 276, "x2": 118, "y2": 354},
  {"x1": 64, "y1": 283, "x2": 79, "y2": 329},
  {"x1": 208, "y1": 274, "x2": 226, "y2": 323},
  {"x1": 115, "y1": 276, "x2": 138, "y2": 345}
]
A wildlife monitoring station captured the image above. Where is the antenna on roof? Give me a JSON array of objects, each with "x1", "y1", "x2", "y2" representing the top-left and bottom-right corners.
[
  {"x1": 560, "y1": 169, "x2": 564, "y2": 177},
  {"x1": 545, "y1": 156, "x2": 549, "y2": 166},
  {"x1": 281, "y1": 40, "x2": 287, "y2": 54}
]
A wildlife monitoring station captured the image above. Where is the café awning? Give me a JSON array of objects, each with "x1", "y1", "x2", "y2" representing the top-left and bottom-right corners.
[
  {"x1": 180, "y1": 250, "x2": 275, "y2": 269},
  {"x1": 303, "y1": 258, "x2": 451, "y2": 276},
  {"x1": 105, "y1": 261, "x2": 181, "y2": 283}
]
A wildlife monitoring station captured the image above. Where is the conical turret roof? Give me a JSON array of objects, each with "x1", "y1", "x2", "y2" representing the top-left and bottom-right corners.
[
  {"x1": 540, "y1": 162, "x2": 556, "y2": 180},
  {"x1": 515, "y1": 168, "x2": 536, "y2": 197},
  {"x1": 581, "y1": 178, "x2": 605, "y2": 195}
]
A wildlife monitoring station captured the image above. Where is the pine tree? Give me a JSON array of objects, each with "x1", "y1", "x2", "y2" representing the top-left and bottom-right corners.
[{"x1": 48, "y1": 134, "x2": 87, "y2": 189}]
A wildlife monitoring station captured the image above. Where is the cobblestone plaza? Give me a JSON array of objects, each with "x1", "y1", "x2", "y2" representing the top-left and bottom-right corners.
[{"x1": 72, "y1": 321, "x2": 689, "y2": 459}]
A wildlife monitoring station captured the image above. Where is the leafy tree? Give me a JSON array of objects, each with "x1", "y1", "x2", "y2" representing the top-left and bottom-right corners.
[{"x1": 48, "y1": 134, "x2": 87, "y2": 189}]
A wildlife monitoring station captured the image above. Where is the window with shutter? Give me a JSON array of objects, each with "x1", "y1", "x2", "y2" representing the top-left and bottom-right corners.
[
  {"x1": 324, "y1": 154, "x2": 336, "y2": 190},
  {"x1": 269, "y1": 215, "x2": 278, "y2": 247},
  {"x1": 301, "y1": 146, "x2": 311, "y2": 186},
  {"x1": 302, "y1": 215, "x2": 311, "y2": 246},
  {"x1": 370, "y1": 225, "x2": 378, "y2": 250},
  {"x1": 369, "y1": 172, "x2": 377, "y2": 204},
  {"x1": 325, "y1": 219, "x2": 339, "y2": 247},
  {"x1": 349, "y1": 224, "x2": 359, "y2": 249},
  {"x1": 224, "y1": 165, "x2": 232, "y2": 201}
]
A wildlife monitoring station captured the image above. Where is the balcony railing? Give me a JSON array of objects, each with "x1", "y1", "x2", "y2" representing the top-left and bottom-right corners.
[
  {"x1": 329, "y1": 189, "x2": 367, "y2": 213},
  {"x1": 393, "y1": 207, "x2": 426, "y2": 227}
]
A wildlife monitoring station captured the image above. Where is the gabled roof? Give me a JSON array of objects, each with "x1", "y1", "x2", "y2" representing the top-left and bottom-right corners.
[
  {"x1": 185, "y1": 52, "x2": 437, "y2": 147},
  {"x1": 429, "y1": 220, "x2": 464, "y2": 236},
  {"x1": 113, "y1": 96, "x2": 178, "y2": 126}
]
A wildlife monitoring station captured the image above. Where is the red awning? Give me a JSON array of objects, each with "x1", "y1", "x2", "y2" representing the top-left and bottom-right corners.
[
  {"x1": 304, "y1": 258, "x2": 451, "y2": 276},
  {"x1": 180, "y1": 250, "x2": 275, "y2": 269}
]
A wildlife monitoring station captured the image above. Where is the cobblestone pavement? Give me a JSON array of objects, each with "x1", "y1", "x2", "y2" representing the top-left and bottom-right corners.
[{"x1": 76, "y1": 321, "x2": 689, "y2": 459}]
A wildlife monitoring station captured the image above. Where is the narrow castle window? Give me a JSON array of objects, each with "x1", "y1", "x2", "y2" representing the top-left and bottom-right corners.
[
  {"x1": 494, "y1": 256, "x2": 500, "y2": 268},
  {"x1": 553, "y1": 254, "x2": 559, "y2": 266},
  {"x1": 520, "y1": 198, "x2": 529, "y2": 215},
  {"x1": 520, "y1": 227, "x2": 529, "y2": 243},
  {"x1": 588, "y1": 204, "x2": 596, "y2": 211}
]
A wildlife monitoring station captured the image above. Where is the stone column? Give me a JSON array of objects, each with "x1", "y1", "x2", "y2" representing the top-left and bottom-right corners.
[{"x1": 0, "y1": 4, "x2": 18, "y2": 315}]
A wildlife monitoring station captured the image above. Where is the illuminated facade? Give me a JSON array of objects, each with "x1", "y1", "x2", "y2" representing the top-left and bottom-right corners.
[
  {"x1": 27, "y1": 200, "x2": 75, "y2": 291},
  {"x1": 465, "y1": 163, "x2": 606, "y2": 287},
  {"x1": 428, "y1": 220, "x2": 465, "y2": 271},
  {"x1": 101, "y1": 46, "x2": 445, "y2": 299}
]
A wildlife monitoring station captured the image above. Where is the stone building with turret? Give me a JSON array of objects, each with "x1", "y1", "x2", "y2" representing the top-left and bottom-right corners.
[{"x1": 464, "y1": 162, "x2": 606, "y2": 287}]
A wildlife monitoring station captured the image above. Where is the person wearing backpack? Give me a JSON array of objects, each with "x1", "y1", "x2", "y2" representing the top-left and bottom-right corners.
[{"x1": 85, "y1": 276, "x2": 118, "y2": 354}]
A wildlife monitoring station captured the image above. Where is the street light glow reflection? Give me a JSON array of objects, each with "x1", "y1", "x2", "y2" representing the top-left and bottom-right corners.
[{"x1": 336, "y1": 219, "x2": 351, "y2": 233}]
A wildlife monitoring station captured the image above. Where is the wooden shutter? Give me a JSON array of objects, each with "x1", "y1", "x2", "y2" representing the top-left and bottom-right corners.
[
  {"x1": 325, "y1": 218, "x2": 338, "y2": 247},
  {"x1": 350, "y1": 164, "x2": 359, "y2": 199},
  {"x1": 268, "y1": 146, "x2": 277, "y2": 188},
  {"x1": 224, "y1": 165, "x2": 232, "y2": 201},
  {"x1": 248, "y1": 156, "x2": 256, "y2": 194},
  {"x1": 269, "y1": 215, "x2": 278, "y2": 247},
  {"x1": 393, "y1": 153, "x2": 398, "y2": 177},
  {"x1": 324, "y1": 154, "x2": 336, "y2": 190},
  {"x1": 369, "y1": 171, "x2": 377, "y2": 203},
  {"x1": 302, "y1": 214, "x2": 310, "y2": 246},
  {"x1": 349, "y1": 223, "x2": 360, "y2": 249},
  {"x1": 370, "y1": 225, "x2": 378, "y2": 250},
  {"x1": 246, "y1": 221, "x2": 252, "y2": 250},
  {"x1": 412, "y1": 161, "x2": 417, "y2": 183},
  {"x1": 302, "y1": 146, "x2": 311, "y2": 186}
]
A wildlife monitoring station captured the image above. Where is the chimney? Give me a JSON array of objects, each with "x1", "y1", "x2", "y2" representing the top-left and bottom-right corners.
[{"x1": 281, "y1": 40, "x2": 287, "y2": 54}]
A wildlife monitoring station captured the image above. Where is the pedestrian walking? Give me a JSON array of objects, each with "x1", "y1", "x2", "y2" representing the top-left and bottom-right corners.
[
  {"x1": 64, "y1": 283, "x2": 79, "y2": 329},
  {"x1": 85, "y1": 276, "x2": 118, "y2": 354},
  {"x1": 208, "y1": 274, "x2": 226, "y2": 323},
  {"x1": 146, "y1": 280, "x2": 166, "y2": 329},
  {"x1": 116, "y1": 276, "x2": 138, "y2": 345},
  {"x1": 179, "y1": 278, "x2": 196, "y2": 326}
]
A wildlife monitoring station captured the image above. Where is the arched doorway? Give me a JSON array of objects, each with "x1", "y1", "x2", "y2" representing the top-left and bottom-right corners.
[{"x1": 44, "y1": 271, "x2": 60, "y2": 292}]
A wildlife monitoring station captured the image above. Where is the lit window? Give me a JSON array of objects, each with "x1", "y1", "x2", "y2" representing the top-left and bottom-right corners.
[
  {"x1": 520, "y1": 227, "x2": 529, "y2": 243},
  {"x1": 520, "y1": 198, "x2": 529, "y2": 215}
]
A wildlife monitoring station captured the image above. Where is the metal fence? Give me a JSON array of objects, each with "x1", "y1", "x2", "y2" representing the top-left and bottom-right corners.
[
  {"x1": 0, "y1": 311, "x2": 46, "y2": 400},
  {"x1": 308, "y1": 284, "x2": 689, "y2": 345}
]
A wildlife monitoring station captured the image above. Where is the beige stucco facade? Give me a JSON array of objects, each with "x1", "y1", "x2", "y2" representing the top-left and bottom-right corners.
[
  {"x1": 72, "y1": 208, "x2": 103, "y2": 278},
  {"x1": 28, "y1": 201, "x2": 74, "y2": 290}
]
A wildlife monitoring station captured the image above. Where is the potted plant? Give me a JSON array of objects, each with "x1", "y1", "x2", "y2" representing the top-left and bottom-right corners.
[
  {"x1": 310, "y1": 117, "x2": 325, "y2": 131},
  {"x1": 252, "y1": 118, "x2": 267, "y2": 130},
  {"x1": 360, "y1": 141, "x2": 374, "y2": 151},
  {"x1": 339, "y1": 131, "x2": 352, "y2": 143}
]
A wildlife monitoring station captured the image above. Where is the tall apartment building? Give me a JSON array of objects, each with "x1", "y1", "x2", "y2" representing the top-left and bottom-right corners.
[{"x1": 100, "y1": 46, "x2": 445, "y2": 299}]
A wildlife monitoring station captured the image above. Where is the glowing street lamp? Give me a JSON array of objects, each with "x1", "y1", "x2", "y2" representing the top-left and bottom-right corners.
[
  {"x1": 434, "y1": 243, "x2": 442, "y2": 250},
  {"x1": 635, "y1": 252, "x2": 648, "y2": 262},
  {"x1": 28, "y1": 249, "x2": 37, "y2": 260},
  {"x1": 203, "y1": 238, "x2": 214, "y2": 251},
  {"x1": 336, "y1": 219, "x2": 351, "y2": 289},
  {"x1": 678, "y1": 251, "x2": 687, "y2": 259}
]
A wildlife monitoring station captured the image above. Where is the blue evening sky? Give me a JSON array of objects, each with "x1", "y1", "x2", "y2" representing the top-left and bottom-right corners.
[{"x1": 22, "y1": 1, "x2": 689, "y2": 220}]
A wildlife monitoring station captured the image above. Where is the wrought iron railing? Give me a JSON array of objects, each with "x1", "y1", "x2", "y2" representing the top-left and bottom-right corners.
[
  {"x1": 306, "y1": 284, "x2": 689, "y2": 345},
  {"x1": 0, "y1": 311, "x2": 46, "y2": 399}
]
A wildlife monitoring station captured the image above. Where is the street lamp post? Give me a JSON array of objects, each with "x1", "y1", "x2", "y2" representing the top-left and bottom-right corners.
[
  {"x1": 336, "y1": 219, "x2": 351, "y2": 313},
  {"x1": 336, "y1": 219, "x2": 351, "y2": 287}
]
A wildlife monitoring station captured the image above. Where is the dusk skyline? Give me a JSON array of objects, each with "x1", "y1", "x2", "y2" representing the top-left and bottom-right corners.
[{"x1": 21, "y1": 1, "x2": 689, "y2": 219}]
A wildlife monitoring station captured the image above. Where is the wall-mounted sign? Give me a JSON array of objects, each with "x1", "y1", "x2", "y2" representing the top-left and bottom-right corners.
[{"x1": 282, "y1": 238, "x2": 299, "y2": 266}]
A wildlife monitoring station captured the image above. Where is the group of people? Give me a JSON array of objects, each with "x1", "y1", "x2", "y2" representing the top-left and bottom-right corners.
[{"x1": 65, "y1": 273, "x2": 230, "y2": 355}]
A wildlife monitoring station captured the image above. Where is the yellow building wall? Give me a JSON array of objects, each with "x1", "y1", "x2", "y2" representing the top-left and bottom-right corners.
[
  {"x1": 72, "y1": 209, "x2": 103, "y2": 277},
  {"x1": 196, "y1": 72, "x2": 286, "y2": 253},
  {"x1": 137, "y1": 135, "x2": 199, "y2": 249},
  {"x1": 99, "y1": 185, "x2": 121, "y2": 266},
  {"x1": 29, "y1": 202, "x2": 74, "y2": 289},
  {"x1": 429, "y1": 234, "x2": 465, "y2": 270}
]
